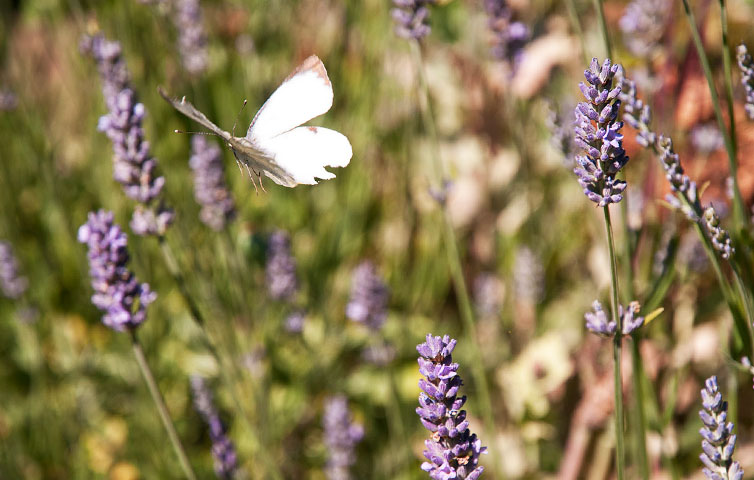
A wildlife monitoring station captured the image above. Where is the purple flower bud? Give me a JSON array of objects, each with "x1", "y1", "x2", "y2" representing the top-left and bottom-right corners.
[
  {"x1": 323, "y1": 395, "x2": 364, "y2": 480},
  {"x1": 391, "y1": 0, "x2": 435, "y2": 39},
  {"x1": 189, "y1": 135, "x2": 236, "y2": 231},
  {"x1": 704, "y1": 207, "x2": 735, "y2": 260},
  {"x1": 699, "y1": 376, "x2": 744, "y2": 480},
  {"x1": 81, "y1": 34, "x2": 173, "y2": 236},
  {"x1": 584, "y1": 300, "x2": 644, "y2": 337},
  {"x1": 77, "y1": 210, "x2": 156, "y2": 331},
  {"x1": 190, "y1": 376, "x2": 238, "y2": 479},
  {"x1": 0, "y1": 241, "x2": 27, "y2": 299},
  {"x1": 0, "y1": 88, "x2": 18, "y2": 111},
  {"x1": 346, "y1": 261, "x2": 389, "y2": 330},
  {"x1": 417, "y1": 334, "x2": 486, "y2": 479},
  {"x1": 265, "y1": 231, "x2": 298, "y2": 301}
]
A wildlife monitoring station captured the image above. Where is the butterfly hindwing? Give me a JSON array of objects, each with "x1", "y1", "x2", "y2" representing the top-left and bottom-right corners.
[
  {"x1": 246, "y1": 55, "x2": 334, "y2": 141},
  {"x1": 253, "y1": 126, "x2": 352, "y2": 185}
]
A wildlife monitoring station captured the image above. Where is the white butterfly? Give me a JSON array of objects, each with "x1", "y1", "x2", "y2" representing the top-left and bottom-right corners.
[{"x1": 160, "y1": 55, "x2": 352, "y2": 188}]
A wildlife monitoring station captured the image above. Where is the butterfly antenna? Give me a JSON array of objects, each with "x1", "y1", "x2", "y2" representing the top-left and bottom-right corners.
[
  {"x1": 174, "y1": 130, "x2": 218, "y2": 137},
  {"x1": 232, "y1": 99, "x2": 248, "y2": 138}
]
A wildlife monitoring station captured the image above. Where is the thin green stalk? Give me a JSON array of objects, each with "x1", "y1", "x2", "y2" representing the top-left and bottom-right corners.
[
  {"x1": 603, "y1": 207, "x2": 625, "y2": 480},
  {"x1": 680, "y1": 0, "x2": 746, "y2": 226},
  {"x1": 731, "y1": 266, "x2": 754, "y2": 355},
  {"x1": 410, "y1": 40, "x2": 501, "y2": 477},
  {"x1": 592, "y1": 0, "x2": 613, "y2": 59},
  {"x1": 387, "y1": 368, "x2": 411, "y2": 477},
  {"x1": 629, "y1": 337, "x2": 650, "y2": 480},
  {"x1": 156, "y1": 235, "x2": 282, "y2": 480},
  {"x1": 564, "y1": 0, "x2": 589, "y2": 64},
  {"x1": 130, "y1": 332, "x2": 197, "y2": 480}
]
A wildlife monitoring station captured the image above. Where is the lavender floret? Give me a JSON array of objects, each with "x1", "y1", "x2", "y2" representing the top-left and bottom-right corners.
[
  {"x1": 265, "y1": 231, "x2": 298, "y2": 301},
  {"x1": 573, "y1": 58, "x2": 629, "y2": 207},
  {"x1": 81, "y1": 34, "x2": 173, "y2": 236},
  {"x1": 691, "y1": 124, "x2": 724, "y2": 155},
  {"x1": 0, "y1": 241, "x2": 28, "y2": 299},
  {"x1": 173, "y1": 0, "x2": 209, "y2": 76},
  {"x1": 77, "y1": 210, "x2": 156, "y2": 331},
  {"x1": 417, "y1": 334, "x2": 486, "y2": 479},
  {"x1": 483, "y1": 0, "x2": 530, "y2": 69},
  {"x1": 619, "y1": 0, "x2": 670, "y2": 58},
  {"x1": 699, "y1": 376, "x2": 744, "y2": 480},
  {"x1": 323, "y1": 395, "x2": 364, "y2": 480},
  {"x1": 190, "y1": 376, "x2": 238, "y2": 479},
  {"x1": 0, "y1": 88, "x2": 18, "y2": 111},
  {"x1": 346, "y1": 261, "x2": 389, "y2": 330},
  {"x1": 513, "y1": 247, "x2": 544, "y2": 304},
  {"x1": 736, "y1": 44, "x2": 754, "y2": 120},
  {"x1": 585, "y1": 300, "x2": 644, "y2": 337},
  {"x1": 189, "y1": 135, "x2": 236, "y2": 231},
  {"x1": 392, "y1": 0, "x2": 434, "y2": 39},
  {"x1": 618, "y1": 76, "x2": 656, "y2": 148}
]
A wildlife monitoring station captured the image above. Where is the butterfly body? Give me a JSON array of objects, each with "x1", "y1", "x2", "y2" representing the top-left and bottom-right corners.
[{"x1": 160, "y1": 55, "x2": 352, "y2": 188}]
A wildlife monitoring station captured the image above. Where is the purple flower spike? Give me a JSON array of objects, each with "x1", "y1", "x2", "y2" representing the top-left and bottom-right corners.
[
  {"x1": 585, "y1": 300, "x2": 644, "y2": 337},
  {"x1": 0, "y1": 241, "x2": 28, "y2": 299},
  {"x1": 619, "y1": 0, "x2": 670, "y2": 58},
  {"x1": 704, "y1": 208, "x2": 735, "y2": 260},
  {"x1": 265, "y1": 231, "x2": 299, "y2": 301},
  {"x1": 346, "y1": 261, "x2": 390, "y2": 330},
  {"x1": 190, "y1": 376, "x2": 238, "y2": 479},
  {"x1": 392, "y1": 0, "x2": 435, "y2": 39},
  {"x1": 573, "y1": 58, "x2": 629, "y2": 207},
  {"x1": 81, "y1": 34, "x2": 174, "y2": 236},
  {"x1": 699, "y1": 376, "x2": 744, "y2": 480},
  {"x1": 189, "y1": 135, "x2": 236, "y2": 231},
  {"x1": 173, "y1": 0, "x2": 209, "y2": 76},
  {"x1": 417, "y1": 334, "x2": 486, "y2": 479},
  {"x1": 323, "y1": 395, "x2": 364, "y2": 480},
  {"x1": 483, "y1": 0, "x2": 530, "y2": 70},
  {"x1": 78, "y1": 210, "x2": 156, "y2": 331},
  {"x1": 737, "y1": 44, "x2": 754, "y2": 120}
]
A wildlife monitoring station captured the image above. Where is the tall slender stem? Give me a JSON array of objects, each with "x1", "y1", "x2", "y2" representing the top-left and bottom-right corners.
[
  {"x1": 592, "y1": 0, "x2": 613, "y2": 59},
  {"x1": 410, "y1": 40, "x2": 501, "y2": 477},
  {"x1": 564, "y1": 0, "x2": 589, "y2": 64},
  {"x1": 603, "y1": 207, "x2": 625, "y2": 480},
  {"x1": 130, "y1": 332, "x2": 197, "y2": 480},
  {"x1": 680, "y1": 0, "x2": 746, "y2": 226}
]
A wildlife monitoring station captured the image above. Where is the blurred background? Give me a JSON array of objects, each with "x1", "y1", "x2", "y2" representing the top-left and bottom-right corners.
[{"x1": 1, "y1": 0, "x2": 754, "y2": 478}]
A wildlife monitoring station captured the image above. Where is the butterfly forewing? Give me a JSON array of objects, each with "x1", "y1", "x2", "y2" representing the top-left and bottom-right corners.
[
  {"x1": 158, "y1": 88, "x2": 231, "y2": 141},
  {"x1": 246, "y1": 55, "x2": 334, "y2": 141}
]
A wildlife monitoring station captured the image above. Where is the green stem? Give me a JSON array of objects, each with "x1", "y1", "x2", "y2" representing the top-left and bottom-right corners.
[
  {"x1": 603, "y1": 207, "x2": 625, "y2": 480},
  {"x1": 130, "y1": 332, "x2": 197, "y2": 480},
  {"x1": 410, "y1": 40, "x2": 501, "y2": 477},
  {"x1": 156, "y1": 235, "x2": 282, "y2": 480},
  {"x1": 592, "y1": 0, "x2": 613, "y2": 59},
  {"x1": 387, "y1": 368, "x2": 411, "y2": 477},
  {"x1": 731, "y1": 265, "x2": 754, "y2": 356},
  {"x1": 680, "y1": 0, "x2": 746, "y2": 226},
  {"x1": 564, "y1": 0, "x2": 589, "y2": 64}
]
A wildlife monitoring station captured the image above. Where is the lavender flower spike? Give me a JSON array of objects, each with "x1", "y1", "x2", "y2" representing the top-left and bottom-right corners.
[
  {"x1": 699, "y1": 376, "x2": 744, "y2": 480},
  {"x1": 80, "y1": 34, "x2": 173, "y2": 236},
  {"x1": 573, "y1": 58, "x2": 629, "y2": 207},
  {"x1": 585, "y1": 300, "x2": 644, "y2": 337},
  {"x1": 417, "y1": 334, "x2": 486, "y2": 479},
  {"x1": 483, "y1": 0, "x2": 530, "y2": 69},
  {"x1": 190, "y1": 376, "x2": 238, "y2": 479},
  {"x1": 78, "y1": 210, "x2": 156, "y2": 331},
  {"x1": 346, "y1": 261, "x2": 390, "y2": 330},
  {"x1": 392, "y1": 0, "x2": 434, "y2": 39},
  {"x1": 619, "y1": 0, "x2": 670, "y2": 59},
  {"x1": 265, "y1": 231, "x2": 298, "y2": 301},
  {"x1": 0, "y1": 241, "x2": 28, "y2": 299},
  {"x1": 323, "y1": 395, "x2": 364, "y2": 480},
  {"x1": 736, "y1": 44, "x2": 754, "y2": 120},
  {"x1": 173, "y1": 0, "x2": 209, "y2": 76},
  {"x1": 704, "y1": 207, "x2": 735, "y2": 260},
  {"x1": 189, "y1": 135, "x2": 236, "y2": 231}
]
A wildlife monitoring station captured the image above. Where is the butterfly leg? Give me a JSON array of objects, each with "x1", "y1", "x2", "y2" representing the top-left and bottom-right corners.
[
  {"x1": 242, "y1": 162, "x2": 260, "y2": 195},
  {"x1": 256, "y1": 171, "x2": 267, "y2": 193}
]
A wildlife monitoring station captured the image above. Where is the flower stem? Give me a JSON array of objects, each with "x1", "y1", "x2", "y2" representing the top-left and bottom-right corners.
[
  {"x1": 410, "y1": 40, "x2": 501, "y2": 477},
  {"x1": 680, "y1": 0, "x2": 746, "y2": 226},
  {"x1": 130, "y1": 331, "x2": 197, "y2": 480},
  {"x1": 592, "y1": 0, "x2": 613, "y2": 59},
  {"x1": 603, "y1": 207, "x2": 625, "y2": 480}
]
